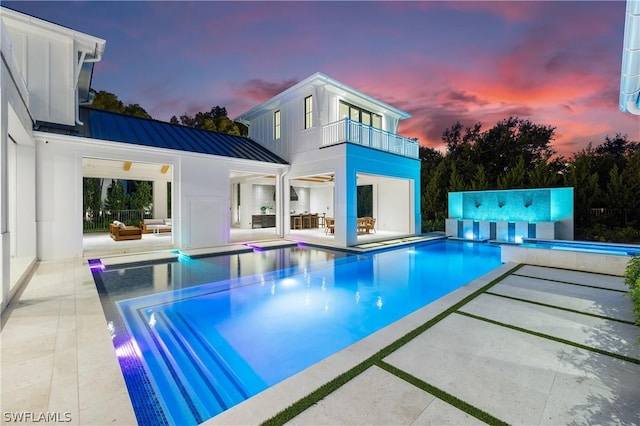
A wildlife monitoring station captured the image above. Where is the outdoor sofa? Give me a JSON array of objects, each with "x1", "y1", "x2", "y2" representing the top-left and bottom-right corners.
[
  {"x1": 110, "y1": 221, "x2": 142, "y2": 241},
  {"x1": 140, "y1": 218, "x2": 172, "y2": 233}
]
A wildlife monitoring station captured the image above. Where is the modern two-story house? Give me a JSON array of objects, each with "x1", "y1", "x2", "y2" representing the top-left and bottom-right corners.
[
  {"x1": 0, "y1": 8, "x2": 421, "y2": 313},
  {"x1": 235, "y1": 72, "x2": 421, "y2": 247}
]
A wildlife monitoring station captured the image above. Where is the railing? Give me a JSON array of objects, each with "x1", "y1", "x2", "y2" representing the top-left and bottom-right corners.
[
  {"x1": 322, "y1": 118, "x2": 419, "y2": 159},
  {"x1": 83, "y1": 209, "x2": 152, "y2": 233},
  {"x1": 588, "y1": 208, "x2": 617, "y2": 218}
]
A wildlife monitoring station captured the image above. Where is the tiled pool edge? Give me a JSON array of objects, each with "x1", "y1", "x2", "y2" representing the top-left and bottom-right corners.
[
  {"x1": 0, "y1": 258, "x2": 137, "y2": 425},
  {"x1": 501, "y1": 244, "x2": 630, "y2": 275},
  {"x1": 203, "y1": 262, "x2": 520, "y2": 425}
]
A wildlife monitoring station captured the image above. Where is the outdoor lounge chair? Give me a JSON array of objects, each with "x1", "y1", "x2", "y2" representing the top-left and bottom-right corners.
[{"x1": 110, "y1": 221, "x2": 142, "y2": 241}]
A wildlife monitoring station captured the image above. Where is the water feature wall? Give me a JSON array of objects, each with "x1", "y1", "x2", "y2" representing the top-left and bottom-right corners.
[{"x1": 446, "y1": 187, "x2": 574, "y2": 241}]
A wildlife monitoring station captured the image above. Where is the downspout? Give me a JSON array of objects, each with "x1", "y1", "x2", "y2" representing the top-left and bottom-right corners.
[{"x1": 75, "y1": 43, "x2": 105, "y2": 125}]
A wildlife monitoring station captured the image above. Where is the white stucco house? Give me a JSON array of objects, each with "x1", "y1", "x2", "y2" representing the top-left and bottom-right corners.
[{"x1": 0, "y1": 8, "x2": 422, "y2": 313}]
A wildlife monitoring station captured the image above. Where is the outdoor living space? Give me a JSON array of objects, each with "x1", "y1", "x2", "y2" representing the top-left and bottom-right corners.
[
  {"x1": 83, "y1": 232, "x2": 174, "y2": 258},
  {"x1": 231, "y1": 170, "x2": 416, "y2": 247},
  {"x1": 287, "y1": 172, "x2": 415, "y2": 244},
  {"x1": 2, "y1": 250, "x2": 638, "y2": 425}
]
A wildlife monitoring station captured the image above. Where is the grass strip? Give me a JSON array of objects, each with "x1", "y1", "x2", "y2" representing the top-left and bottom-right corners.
[
  {"x1": 456, "y1": 311, "x2": 640, "y2": 365},
  {"x1": 518, "y1": 263, "x2": 624, "y2": 278},
  {"x1": 377, "y1": 361, "x2": 508, "y2": 426},
  {"x1": 261, "y1": 264, "x2": 522, "y2": 425},
  {"x1": 513, "y1": 273, "x2": 627, "y2": 293},
  {"x1": 484, "y1": 291, "x2": 638, "y2": 325}
]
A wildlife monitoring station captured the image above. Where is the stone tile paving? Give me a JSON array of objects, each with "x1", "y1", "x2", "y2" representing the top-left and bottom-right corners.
[{"x1": 284, "y1": 266, "x2": 639, "y2": 426}]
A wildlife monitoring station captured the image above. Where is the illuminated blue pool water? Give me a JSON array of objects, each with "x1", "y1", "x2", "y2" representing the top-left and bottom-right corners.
[{"x1": 93, "y1": 240, "x2": 502, "y2": 425}]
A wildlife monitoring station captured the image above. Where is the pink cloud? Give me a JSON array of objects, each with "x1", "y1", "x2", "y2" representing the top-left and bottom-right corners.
[{"x1": 233, "y1": 78, "x2": 300, "y2": 103}]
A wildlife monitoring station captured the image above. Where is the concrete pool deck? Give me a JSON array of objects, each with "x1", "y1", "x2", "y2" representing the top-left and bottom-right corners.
[{"x1": 1, "y1": 248, "x2": 639, "y2": 425}]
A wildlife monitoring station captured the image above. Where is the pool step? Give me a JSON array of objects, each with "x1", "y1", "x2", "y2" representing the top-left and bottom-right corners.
[{"x1": 149, "y1": 311, "x2": 256, "y2": 423}]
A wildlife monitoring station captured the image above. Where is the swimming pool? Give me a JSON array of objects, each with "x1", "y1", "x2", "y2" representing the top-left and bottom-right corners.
[
  {"x1": 92, "y1": 240, "x2": 502, "y2": 425},
  {"x1": 522, "y1": 239, "x2": 640, "y2": 256}
]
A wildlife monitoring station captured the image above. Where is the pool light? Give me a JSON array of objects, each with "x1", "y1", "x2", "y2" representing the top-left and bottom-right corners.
[{"x1": 88, "y1": 258, "x2": 105, "y2": 271}]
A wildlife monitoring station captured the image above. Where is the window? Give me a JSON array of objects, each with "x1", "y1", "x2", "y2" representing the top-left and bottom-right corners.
[
  {"x1": 372, "y1": 114, "x2": 382, "y2": 129},
  {"x1": 304, "y1": 95, "x2": 313, "y2": 129},
  {"x1": 339, "y1": 101, "x2": 382, "y2": 129},
  {"x1": 361, "y1": 111, "x2": 371, "y2": 126},
  {"x1": 274, "y1": 110, "x2": 281, "y2": 140}
]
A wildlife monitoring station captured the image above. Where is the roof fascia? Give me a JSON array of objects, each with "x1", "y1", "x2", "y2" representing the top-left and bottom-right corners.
[
  {"x1": 235, "y1": 72, "x2": 411, "y2": 122},
  {"x1": 0, "y1": 7, "x2": 105, "y2": 57},
  {"x1": 33, "y1": 130, "x2": 290, "y2": 170}
]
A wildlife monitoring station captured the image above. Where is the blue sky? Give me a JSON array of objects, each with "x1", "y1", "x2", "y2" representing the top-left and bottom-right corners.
[{"x1": 4, "y1": 1, "x2": 638, "y2": 156}]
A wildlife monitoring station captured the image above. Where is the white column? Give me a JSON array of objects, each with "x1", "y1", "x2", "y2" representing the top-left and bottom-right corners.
[
  {"x1": 479, "y1": 221, "x2": 491, "y2": 241},
  {"x1": 496, "y1": 221, "x2": 509, "y2": 242},
  {"x1": 239, "y1": 183, "x2": 253, "y2": 229},
  {"x1": 462, "y1": 219, "x2": 474, "y2": 240},
  {"x1": 153, "y1": 180, "x2": 168, "y2": 219},
  {"x1": 276, "y1": 174, "x2": 288, "y2": 237},
  {"x1": 515, "y1": 221, "x2": 528, "y2": 243},
  {"x1": 333, "y1": 168, "x2": 357, "y2": 247},
  {"x1": 536, "y1": 222, "x2": 555, "y2": 239},
  {"x1": 445, "y1": 218, "x2": 458, "y2": 237}
]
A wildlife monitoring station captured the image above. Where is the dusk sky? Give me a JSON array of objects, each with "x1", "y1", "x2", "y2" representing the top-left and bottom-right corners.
[{"x1": 5, "y1": 1, "x2": 638, "y2": 156}]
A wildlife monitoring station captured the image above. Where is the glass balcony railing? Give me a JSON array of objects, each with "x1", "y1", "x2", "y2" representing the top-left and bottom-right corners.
[{"x1": 321, "y1": 118, "x2": 419, "y2": 159}]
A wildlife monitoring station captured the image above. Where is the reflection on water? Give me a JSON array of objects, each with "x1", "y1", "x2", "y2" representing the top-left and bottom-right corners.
[
  {"x1": 93, "y1": 241, "x2": 502, "y2": 426},
  {"x1": 97, "y1": 246, "x2": 349, "y2": 301}
]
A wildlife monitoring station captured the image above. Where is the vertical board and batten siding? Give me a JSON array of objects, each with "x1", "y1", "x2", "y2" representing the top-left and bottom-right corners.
[
  {"x1": 4, "y1": 24, "x2": 75, "y2": 126},
  {"x1": 248, "y1": 110, "x2": 289, "y2": 161},
  {"x1": 246, "y1": 90, "x2": 315, "y2": 162},
  {"x1": 246, "y1": 83, "x2": 405, "y2": 163}
]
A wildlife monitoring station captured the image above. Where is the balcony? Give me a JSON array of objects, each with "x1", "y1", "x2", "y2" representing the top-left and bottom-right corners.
[{"x1": 322, "y1": 118, "x2": 419, "y2": 159}]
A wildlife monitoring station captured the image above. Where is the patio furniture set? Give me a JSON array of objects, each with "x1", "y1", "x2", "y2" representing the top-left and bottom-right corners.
[
  {"x1": 109, "y1": 218, "x2": 172, "y2": 241},
  {"x1": 323, "y1": 217, "x2": 376, "y2": 235}
]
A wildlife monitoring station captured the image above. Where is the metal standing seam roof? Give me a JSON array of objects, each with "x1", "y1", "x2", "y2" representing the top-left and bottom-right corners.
[{"x1": 73, "y1": 107, "x2": 288, "y2": 164}]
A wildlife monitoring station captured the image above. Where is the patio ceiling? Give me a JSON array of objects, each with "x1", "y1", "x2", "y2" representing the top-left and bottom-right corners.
[{"x1": 82, "y1": 157, "x2": 172, "y2": 181}]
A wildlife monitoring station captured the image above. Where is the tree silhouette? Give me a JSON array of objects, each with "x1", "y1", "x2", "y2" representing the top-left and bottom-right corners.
[{"x1": 91, "y1": 90, "x2": 152, "y2": 119}]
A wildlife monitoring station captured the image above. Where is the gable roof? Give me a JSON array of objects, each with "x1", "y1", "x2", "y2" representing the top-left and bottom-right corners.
[{"x1": 36, "y1": 107, "x2": 288, "y2": 164}]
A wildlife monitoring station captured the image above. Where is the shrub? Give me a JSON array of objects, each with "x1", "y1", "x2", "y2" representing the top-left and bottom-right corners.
[
  {"x1": 576, "y1": 224, "x2": 640, "y2": 243},
  {"x1": 422, "y1": 217, "x2": 444, "y2": 233},
  {"x1": 624, "y1": 255, "x2": 640, "y2": 325}
]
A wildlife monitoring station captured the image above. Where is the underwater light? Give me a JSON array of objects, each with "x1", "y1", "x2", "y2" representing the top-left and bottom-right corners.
[
  {"x1": 515, "y1": 235, "x2": 524, "y2": 244},
  {"x1": 177, "y1": 253, "x2": 191, "y2": 262},
  {"x1": 88, "y1": 258, "x2": 105, "y2": 271},
  {"x1": 114, "y1": 337, "x2": 143, "y2": 360},
  {"x1": 465, "y1": 230, "x2": 474, "y2": 240}
]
